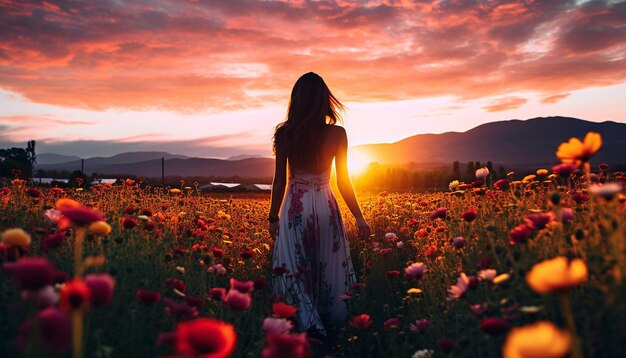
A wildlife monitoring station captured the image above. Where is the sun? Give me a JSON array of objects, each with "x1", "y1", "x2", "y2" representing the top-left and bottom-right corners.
[{"x1": 348, "y1": 150, "x2": 370, "y2": 176}]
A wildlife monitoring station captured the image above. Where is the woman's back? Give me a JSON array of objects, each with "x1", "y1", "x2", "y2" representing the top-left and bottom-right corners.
[{"x1": 284, "y1": 124, "x2": 344, "y2": 175}]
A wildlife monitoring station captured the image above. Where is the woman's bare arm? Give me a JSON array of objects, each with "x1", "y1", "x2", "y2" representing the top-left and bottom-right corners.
[{"x1": 335, "y1": 127, "x2": 368, "y2": 226}]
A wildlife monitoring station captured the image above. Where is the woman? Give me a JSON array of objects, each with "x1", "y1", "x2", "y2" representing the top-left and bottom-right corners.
[{"x1": 268, "y1": 72, "x2": 370, "y2": 337}]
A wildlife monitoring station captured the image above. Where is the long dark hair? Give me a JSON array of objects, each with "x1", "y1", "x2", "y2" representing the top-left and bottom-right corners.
[{"x1": 273, "y1": 72, "x2": 344, "y2": 170}]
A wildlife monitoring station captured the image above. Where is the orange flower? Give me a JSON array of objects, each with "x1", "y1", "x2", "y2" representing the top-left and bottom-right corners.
[
  {"x1": 349, "y1": 314, "x2": 372, "y2": 329},
  {"x1": 503, "y1": 321, "x2": 571, "y2": 358},
  {"x1": 556, "y1": 132, "x2": 602, "y2": 165},
  {"x1": 525, "y1": 257, "x2": 587, "y2": 294},
  {"x1": 175, "y1": 318, "x2": 236, "y2": 358}
]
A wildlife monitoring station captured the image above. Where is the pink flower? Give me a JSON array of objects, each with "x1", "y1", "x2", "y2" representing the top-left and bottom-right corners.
[
  {"x1": 453, "y1": 236, "x2": 466, "y2": 249},
  {"x1": 405, "y1": 262, "x2": 428, "y2": 279},
  {"x1": 208, "y1": 287, "x2": 227, "y2": 301},
  {"x1": 262, "y1": 332, "x2": 310, "y2": 358},
  {"x1": 524, "y1": 212, "x2": 554, "y2": 230},
  {"x1": 559, "y1": 207, "x2": 574, "y2": 223},
  {"x1": 384, "y1": 317, "x2": 402, "y2": 331},
  {"x1": 3, "y1": 257, "x2": 54, "y2": 291},
  {"x1": 409, "y1": 319, "x2": 430, "y2": 332},
  {"x1": 461, "y1": 210, "x2": 477, "y2": 222},
  {"x1": 208, "y1": 264, "x2": 226, "y2": 275},
  {"x1": 478, "y1": 269, "x2": 497, "y2": 282},
  {"x1": 447, "y1": 273, "x2": 470, "y2": 300},
  {"x1": 430, "y1": 207, "x2": 447, "y2": 220},
  {"x1": 84, "y1": 273, "x2": 115, "y2": 307},
  {"x1": 223, "y1": 289, "x2": 252, "y2": 311},
  {"x1": 43, "y1": 209, "x2": 63, "y2": 225},
  {"x1": 262, "y1": 317, "x2": 293, "y2": 335},
  {"x1": 41, "y1": 231, "x2": 66, "y2": 251},
  {"x1": 470, "y1": 303, "x2": 488, "y2": 317},
  {"x1": 230, "y1": 278, "x2": 254, "y2": 294}
]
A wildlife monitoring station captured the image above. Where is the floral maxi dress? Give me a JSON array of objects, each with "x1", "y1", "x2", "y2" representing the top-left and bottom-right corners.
[{"x1": 271, "y1": 168, "x2": 356, "y2": 334}]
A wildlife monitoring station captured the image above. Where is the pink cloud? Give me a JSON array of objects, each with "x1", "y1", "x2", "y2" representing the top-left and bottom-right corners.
[{"x1": 0, "y1": 0, "x2": 624, "y2": 112}]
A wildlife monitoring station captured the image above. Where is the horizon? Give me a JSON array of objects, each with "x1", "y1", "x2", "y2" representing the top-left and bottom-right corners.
[{"x1": 2, "y1": 0, "x2": 626, "y2": 160}]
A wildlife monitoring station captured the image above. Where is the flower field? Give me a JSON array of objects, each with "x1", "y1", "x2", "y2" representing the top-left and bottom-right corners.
[{"x1": 1, "y1": 133, "x2": 625, "y2": 358}]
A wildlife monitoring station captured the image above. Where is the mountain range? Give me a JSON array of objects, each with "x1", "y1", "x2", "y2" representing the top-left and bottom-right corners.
[
  {"x1": 354, "y1": 116, "x2": 626, "y2": 168},
  {"x1": 33, "y1": 117, "x2": 626, "y2": 178}
]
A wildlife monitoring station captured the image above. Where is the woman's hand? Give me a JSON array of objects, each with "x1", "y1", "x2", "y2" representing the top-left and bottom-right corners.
[
  {"x1": 269, "y1": 221, "x2": 279, "y2": 240},
  {"x1": 356, "y1": 217, "x2": 370, "y2": 239}
]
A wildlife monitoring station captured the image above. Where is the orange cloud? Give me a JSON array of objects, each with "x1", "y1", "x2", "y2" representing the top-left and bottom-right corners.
[
  {"x1": 483, "y1": 96, "x2": 528, "y2": 112},
  {"x1": 541, "y1": 93, "x2": 571, "y2": 104},
  {"x1": 0, "y1": 0, "x2": 624, "y2": 112}
]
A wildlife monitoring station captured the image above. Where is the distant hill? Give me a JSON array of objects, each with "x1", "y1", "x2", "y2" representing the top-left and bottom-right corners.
[
  {"x1": 35, "y1": 154, "x2": 274, "y2": 178},
  {"x1": 36, "y1": 153, "x2": 82, "y2": 165},
  {"x1": 354, "y1": 117, "x2": 626, "y2": 168},
  {"x1": 227, "y1": 154, "x2": 268, "y2": 161}
]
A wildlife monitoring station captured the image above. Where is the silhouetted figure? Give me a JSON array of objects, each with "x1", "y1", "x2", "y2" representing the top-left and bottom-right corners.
[{"x1": 268, "y1": 73, "x2": 370, "y2": 344}]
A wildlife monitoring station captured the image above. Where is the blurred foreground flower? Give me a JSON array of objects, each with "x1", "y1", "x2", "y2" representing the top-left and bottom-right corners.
[
  {"x1": 3, "y1": 257, "x2": 54, "y2": 290},
  {"x1": 2, "y1": 228, "x2": 31, "y2": 248},
  {"x1": 176, "y1": 318, "x2": 236, "y2": 358},
  {"x1": 503, "y1": 321, "x2": 571, "y2": 358},
  {"x1": 16, "y1": 307, "x2": 71, "y2": 355},
  {"x1": 556, "y1": 132, "x2": 602, "y2": 166},
  {"x1": 526, "y1": 257, "x2": 587, "y2": 294},
  {"x1": 262, "y1": 317, "x2": 293, "y2": 335},
  {"x1": 262, "y1": 332, "x2": 310, "y2": 358},
  {"x1": 447, "y1": 273, "x2": 470, "y2": 300}
]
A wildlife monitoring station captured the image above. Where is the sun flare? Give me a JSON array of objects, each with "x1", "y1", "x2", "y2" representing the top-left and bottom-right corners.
[{"x1": 348, "y1": 150, "x2": 370, "y2": 176}]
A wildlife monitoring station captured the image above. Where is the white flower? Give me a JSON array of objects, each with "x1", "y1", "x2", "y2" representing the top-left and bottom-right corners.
[
  {"x1": 43, "y1": 208, "x2": 62, "y2": 225},
  {"x1": 475, "y1": 167, "x2": 490, "y2": 179},
  {"x1": 176, "y1": 266, "x2": 185, "y2": 274},
  {"x1": 396, "y1": 241, "x2": 404, "y2": 248},
  {"x1": 385, "y1": 232, "x2": 398, "y2": 241},
  {"x1": 412, "y1": 349, "x2": 434, "y2": 358},
  {"x1": 449, "y1": 180, "x2": 460, "y2": 191},
  {"x1": 262, "y1": 317, "x2": 293, "y2": 334},
  {"x1": 589, "y1": 183, "x2": 622, "y2": 199}
]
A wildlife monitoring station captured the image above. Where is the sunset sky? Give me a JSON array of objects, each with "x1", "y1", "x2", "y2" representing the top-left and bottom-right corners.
[{"x1": 1, "y1": 0, "x2": 625, "y2": 159}]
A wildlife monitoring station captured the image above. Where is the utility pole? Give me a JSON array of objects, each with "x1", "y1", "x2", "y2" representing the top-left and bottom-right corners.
[
  {"x1": 81, "y1": 159, "x2": 84, "y2": 175},
  {"x1": 161, "y1": 157, "x2": 165, "y2": 184}
]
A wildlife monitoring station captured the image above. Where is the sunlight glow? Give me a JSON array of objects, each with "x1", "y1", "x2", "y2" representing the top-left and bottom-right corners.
[{"x1": 348, "y1": 150, "x2": 370, "y2": 176}]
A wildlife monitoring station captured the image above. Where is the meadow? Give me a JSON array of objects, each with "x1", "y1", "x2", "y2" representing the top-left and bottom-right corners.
[{"x1": 1, "y1": 133, "x2": 625, "y2": 358}]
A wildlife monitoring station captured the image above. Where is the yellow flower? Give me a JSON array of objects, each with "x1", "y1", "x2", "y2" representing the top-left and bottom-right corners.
[
  {"x1": 503, "y1": 321, "x2": 571, "y2": 358},
  {"x1": 493, "y1": 273, "x2": 511, "y2": 285},
  {"x1": 407, "y1": 288, "x2": 423, "y2": 295},
  {"x1": 536, "y1": 169, "x2": 549, "y2": 176},
  {"x1": 556, "y1": 131, "x2": 602, "y2": 165},
  {"x1": 2, "y1": 228, "x2": 31, "y2": 247},
  {"x1": 170, "y1": 188, "x2": 181, "y2": 194},
  {"x1": 526, "y1": 257, "x2": 587, "y2": 294},
  {"x1": 89, "y1": 221, "x2": 112, "y2": 236},
  {"x1": 523, "y1": 175, "x2": 536, "y2": 183}
]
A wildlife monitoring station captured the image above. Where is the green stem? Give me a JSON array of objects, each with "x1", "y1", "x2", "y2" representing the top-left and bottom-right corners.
[
  {"x1": 558, "y1": 292, "x2": 584, "y2": 358},
  {"x1": 72, "y1": 310, "x2": 84, "y2": 358}
]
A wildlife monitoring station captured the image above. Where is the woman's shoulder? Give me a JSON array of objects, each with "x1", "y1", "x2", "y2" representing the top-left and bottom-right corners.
[{"x1": 325, "y1": 124, "x2": 346, "y2": 137}]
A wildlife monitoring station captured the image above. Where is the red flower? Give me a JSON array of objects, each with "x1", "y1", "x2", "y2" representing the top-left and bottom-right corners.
[
  {"x1": 461, "y1": 209, "x2": 477, "y2": 222},
  {"x1": 240, "y1": 247, "x2": 254, "y2": 260},
  {"x1": 58, "y1": 201, "x2": 103, "y2": 226},
  {"x1": 552, "y1": 163, "x2": 579, "y2": 177},
  {"x1": 175, "y1": 318, "x2": 237, "y2": 358},
  {"x1": 385, "y1": 270, "x2": 401, "y2": 279},
  {"x1": 508, "y1": 224, "x2": 534, "y2": 245},
  {"x1": 144, "y1": 221, "x2": 155, "y2": 232},
  {"x1": 124, "y1": 205, "x2": 136, "y2": 215},
  {"x1": 60, "y1": 279, "x2": 91, "y2": 311},
  {"x1": 262, "y1": 332, "x2": 310, "y2": 358},
  {"x1": 184, "y1": 296, "x2": 207, "y2": 309},
  {"x1": 524, "y1": 213, "x2": 554, "y2": 230},
  {"x1": 84, "y1": 273, "x2": 115, "y2": 307},
  {"x1": 494, "y1": 179, "x2": 510, "y2": 190},
  {"x1": 26, "y1": 188, "x2": 43, "y2": 198},
  {"x1": 437, "y1": 338, "x2": 458, "y2": 353},
  {"x1": 212, "y1": 248, "x2": 224, "y2": 258},
  {"x1": 121, "y1": 217, "x2": 138, "y2": 230},
  {"x1": 3, "y1": 257, "x2": 54, "y2": 290},
  {"x1": 16, "y1": 307, "x2": 71, "y2": 354},
  {"x1": 208, "y1": 287, "x2": 226, "y2": 301},
  {"x1": 272, "y1": 302, "x2": 297, "y2": 318},
  {"x1": 480, "y1": 317, "x2": 511, "y2": 335},
  {"x1": 349, "y1": 314, "x2": 372, "y2": 329},
  {"x1": 165, "y1": 278, "x2": 186, "y2": 293},
  {"x1": 137, "y1": 289, "x2": 161, "y2": 305}
]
